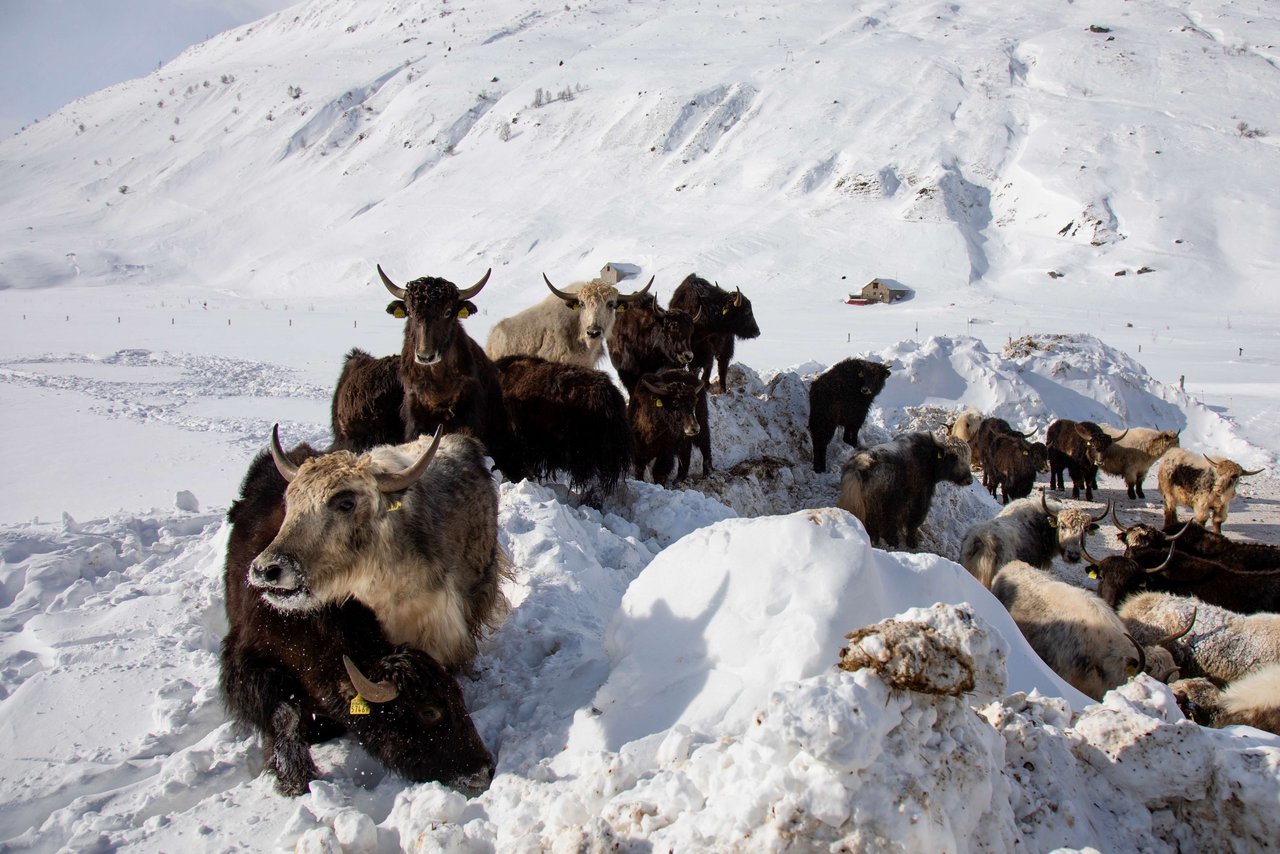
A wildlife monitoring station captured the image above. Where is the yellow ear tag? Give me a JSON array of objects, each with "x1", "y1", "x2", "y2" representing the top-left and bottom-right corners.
[
  {"x1": 655, "y1": 400, "x2": 663, "y2": 408},
  {"x1": 350, "y1": 695, "x2": 371, "y2": 716},
  {"x1": 616, "y1": 304, "x2": 626, "y2": 313},
  {"x1": 393, "y1": 307, "x2": 406, "y2": 319},
  {"x1": 721, "y1": 307, "x2": 729, "y2": 315},
  {"x1": 458, "y1": 308, "x2": 469, "y2": 319},
  {"x1": 1087, "y1": 569, "x2": 1098, "y2": 579},
  {"x1": 387, "y1": 499, "x2": 403, "y2": 513}
]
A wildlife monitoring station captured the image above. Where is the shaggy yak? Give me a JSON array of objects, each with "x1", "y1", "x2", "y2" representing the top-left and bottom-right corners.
[
  {"x1": 668, "y1": 273, "x2": 761, "y2": 393},
  {"x1": 219, "y1": 436, "x2": 495, "y2": 796},
  {"x1": 628, "y1": 368, "x2": 708, "y2": 485},
  {"x1": 807, "y1": 357, "x2": 892, "y2": 474}
]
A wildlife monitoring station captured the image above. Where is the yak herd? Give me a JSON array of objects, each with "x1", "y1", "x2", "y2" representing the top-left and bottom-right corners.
[{"x1": 220, "y1": 263, "x2": 1277, "y2": 798}]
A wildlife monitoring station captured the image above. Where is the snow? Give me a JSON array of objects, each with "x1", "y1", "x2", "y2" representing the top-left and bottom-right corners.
[{"x1": 2, "y1": 0, "x2": 1280, "y2": 850}]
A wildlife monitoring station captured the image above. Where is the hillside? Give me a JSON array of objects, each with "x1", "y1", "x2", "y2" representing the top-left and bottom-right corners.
[{"x1": 1, "y1": 0, "x2": 1279, "y2": 851}]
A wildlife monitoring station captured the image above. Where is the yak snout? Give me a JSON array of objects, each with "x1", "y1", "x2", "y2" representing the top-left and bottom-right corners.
[
  {"x1": 452, "y1": 763, "x2": 495, "y2": 798},
  {"x1": 585, "y1": 325, "x2": 603, "y2": 339},
  {"x1": 683, "y1": 420, "x2": 700, "y2": 437},
  {"x1": 249, "y1": 552, "x2": 305, "y2": 596},
  {"x1": 678, "y1": 350, "x2": 694, "y2": 365},
  {"x1": 415, "y1": 350, "x2": 442, "y2": 366}
]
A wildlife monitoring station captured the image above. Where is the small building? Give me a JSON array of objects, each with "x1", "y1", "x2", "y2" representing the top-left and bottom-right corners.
[
  {"x1": 600, "y1": 263, "x2": 625, "y2": 285},
  {"x1": 848, "y1": 278, "x2": 908, "y2": 305}
]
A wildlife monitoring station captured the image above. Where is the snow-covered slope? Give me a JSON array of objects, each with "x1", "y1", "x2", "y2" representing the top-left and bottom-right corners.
[{"x1": 3, "y1": 0, "x2": 1280, "y2": 850}]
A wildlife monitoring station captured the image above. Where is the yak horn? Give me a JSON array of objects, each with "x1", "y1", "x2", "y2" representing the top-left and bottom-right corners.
[
  {"x1": 1204, "y1": 454, "x2": 1223, "y2": 466},
  {"x1": 1090, "y1": 500, "x2": 1113, "y2": 524},
  {"x1": 1111, "y1": 504, "x2": 1135, "y2": 534},
  {"x1": 375, "y1": 426, "x2": 443, "y2": 494},
  {"x1": 1242, "y1": 466, "x2": 1265, "y2": 476},
  {"x1": 639, "y1": 376, "x2": 668, "y2": 396},
  {"x1": 1144, "y1": 543, "x2": 1176, "y2": 575},
  {"x1": 542, "y1": 273, "x2": 577, "y2": 303},
  {"x1": 1156, "y1": 607, "x2": 1197, "y2": 645},
  {"x1": 1016, "y1": 428, "x2": 1035, "y2": 439},
  {"x1": 1081, "y1": 536, "x2": 1102, "y2": 566},
  {"x1": 618, "y1": 276, "x2": 655, "y2": 303},
  {"x1": 269, "y1": 424, "x2": 300, "y2": 483},
  {"x1": 378, "y1": 264, "x2": 406, "y2": 299},
  {"x1": 1041, "y1": 489, "x2": 1052, "y2": 515},
  {"x1": 1112, "y1": 428, "x2": 1129, "y2": 441},
  {"x1": 342, "y1": 655, "x2": 399, "y2": 703},
  {"x1": 733, "y1": 285, "x2": 743, "y2": 307},
  {"x1": 457, "y1": 268, "x2": 491, "y2": 301},
  {"x1": 1125, "y1": 633, "x2": 1147, "y2": 678},
  {"x1": 1167, "y1": 520, "x2": 1193, "y2": 541}
]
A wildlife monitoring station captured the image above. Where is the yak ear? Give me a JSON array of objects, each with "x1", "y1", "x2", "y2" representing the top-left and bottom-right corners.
[
  {"x1": 386, "y1": 300, "x2": 408, "y2": 319},
  {"x1": 459, "y1": 300, "x2": 478, "y2": 319}
]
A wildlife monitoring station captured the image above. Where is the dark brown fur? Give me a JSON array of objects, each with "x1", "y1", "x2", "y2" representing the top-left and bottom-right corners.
[
  {"x1": 837, "y1": 432, "x2": 972, "y2": 548},
  {"x1": 607, "y1": 294, "x2": 695, "y2": 393},
  {"x1": 668, "y1": 274, "x2": 760, "y2": 393},
  {"x1": 331, "y1": 348, "x2": 404, "y2": 451},
  {"x1": 494, "y1": 355, "x2": 632, "y2": 497},
  {"x1": 387, "y1": 274, "x2": 526, "y2": 480},
  {"x1": 1046, "y1": 419, "x2": 1113, "y2": 501},
  {"x1": 628, "y1": 368, "x2": 707, "y2": 485},
  {"x1": 219, "y1": 446, "x2": 493, "y2": 797},
  {"x1": 807, "y1": 358, "x2": 891, "y2": 474},
  {"x1": 984, "y1": 433, "x2": 1040, "y2": 504}
]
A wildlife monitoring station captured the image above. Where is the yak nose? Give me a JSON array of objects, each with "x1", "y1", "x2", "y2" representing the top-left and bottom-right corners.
[
  {"x1": 678, "y1": 351, "x2": 693, "y2": 364},
  {"x1": 415, "y1": 351, "x2": 441, "y2": 366},
  {"x1": 250, "y1": 553, "x2": 301, "y2": 589},
  {"x1": 586, "y1": 326, "x2": 603, "y2": 339},
  {"x1": 684, "y1": 424, "x2": 701, "y2": 437}
]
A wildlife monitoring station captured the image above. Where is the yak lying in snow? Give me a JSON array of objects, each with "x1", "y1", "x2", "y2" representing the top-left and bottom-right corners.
[{"x1": 219, "y1": 436, "x2": 495, "y2": 796}]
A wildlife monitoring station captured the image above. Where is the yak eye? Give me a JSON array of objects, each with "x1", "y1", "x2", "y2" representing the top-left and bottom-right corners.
[
  {"x1": 329, "y1": 493, "x2": 358, "y2": 514},
  {"x1": 421, "y1": 705, "x2": 444, "y2": 725},
  {"x1": 607, "y1": 301, "x2": 617, "y2": 311}
]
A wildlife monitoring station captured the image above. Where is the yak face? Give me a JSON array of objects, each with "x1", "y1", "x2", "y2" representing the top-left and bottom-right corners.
[
  {"x1": 249, "y1": 452, "x2": 388, "y2": 610},
  {"x1": 653, "y1": 304, "x2": 696, "y2": 366},
  {"x1": 858, "y1": 361, "x2": 892, "y2": 397},
  {"x1": 545, "y1": 275, "x2": 654, "y2": 349},
  {"x1": 1052, "y1": 507, "x2": 1104, "y2": 563},
  {"x1": 379, "y1": 266, "x2": 488, "y2": 367},
  {"x1": 249, "y1": 429, "x2": 441, "y2": 611},
  {"x1": 1074, "y1": 422, "x2": 1114, "y2": 465},
  {"x1": 371, "y1": 649, "x2": 495, "y2": 796},
  {"x1": 936, "y1": 434, "x2": 974, "y2": 485},
  {"x1": 639, "y1": 374, "x2": 703, "y2": 437}
]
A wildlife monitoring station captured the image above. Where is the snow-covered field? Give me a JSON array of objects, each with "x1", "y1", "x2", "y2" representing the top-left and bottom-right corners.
[{"x1": 2, "y1": 0, "x2": 1279, "y2": 850}]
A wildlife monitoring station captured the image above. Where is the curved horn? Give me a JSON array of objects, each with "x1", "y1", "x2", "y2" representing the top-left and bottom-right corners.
[
  {"x1": 1090, "y1": 500, "x2": 1113, "y2": 524},
  {"x1": 375, "y1": 426, "x2": 443, "y2": 494},
  {"x1": 733, "y1": 285, "x2": 743, "y2": 307},
  {"x1": 457, "y1": 268, "x2": 491, "y2": 301},
  {"x1": 1144, "y1": 543, "x2": 1176, "y2": 575},
  {"x1": 342, "y1": 654, "x2": 399, "y2": 703},
  {"x1": 1242, "y1": 466, "x2": 1266, "y2": 476},
  {"x1": 269, "y1": 424, "x2": 300, "y2": 483},
  {"x1": 1113, "y1": 428, "x2": 1129, "y2": 441},
  {"x1": 1155, "y1": 607, "x2": 1197, "y2": 645},
  {"x1": 1016, "y1": 428, "x2": 1035, "y2": 439},
  {"x1": 378, "y1": 264, "x2": 406, "y2": 299},
  {"x1": 542, "y1": 273, "x2": 577, "y2": 303},
  {"x1": 1204, "y1": 454, "x2": 1224, "y2": 467},
  {"x1": 692, "y1": 305, "x2": 704, "y2": 323},
  {"x1": 640, "y1": 376, "x2": 671, "y2": 397},
  {"x1": 1125, "y1": 633, "x2": 1147, "y2": 679},
  {"x1": 618, "y1": 276, "x2": 655, "y2": 303},
  {"x1": 1166, "y1": 520, "x2": 1193, "y2": 541},
  {"x1": 1041, "y1": 489, "x2": 1051, "y2": 515},
  {"x1": 1081, "y1": 536, "x2": 1103, "y2": 566},
  {"x1": 1111, "y1": 504, "x2": 1135, "y2": 534}
]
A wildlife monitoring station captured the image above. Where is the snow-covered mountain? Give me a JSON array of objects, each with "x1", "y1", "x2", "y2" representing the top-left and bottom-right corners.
[{"x1": 1, "y1": 0, "x2": 1278, "y2": 850}]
